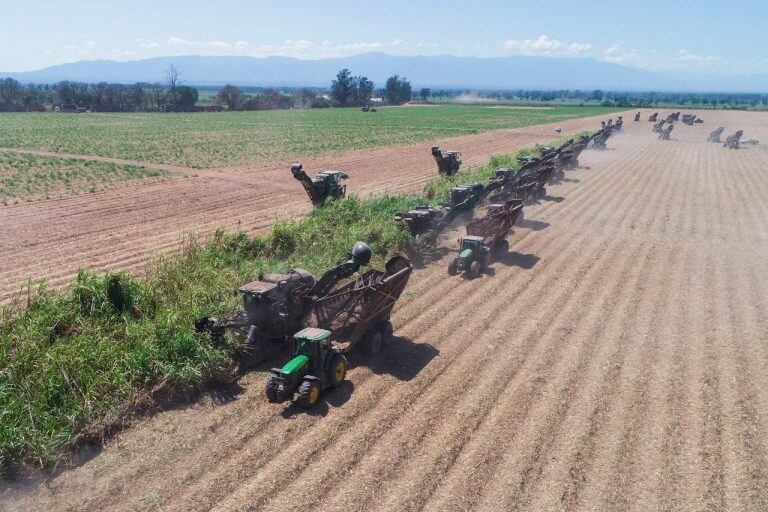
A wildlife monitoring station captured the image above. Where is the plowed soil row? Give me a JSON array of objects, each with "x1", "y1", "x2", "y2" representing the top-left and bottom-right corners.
[
  {"x1": 0, "y1": 112, "x2": 619, "y2": 304},
  {"x1": 4, "y1": 110, "x2": 768, "y2": 511}
]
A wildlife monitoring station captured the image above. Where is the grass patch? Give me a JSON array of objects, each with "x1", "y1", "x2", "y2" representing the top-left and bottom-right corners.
[
  {"x1": 0, "y1": 152, "x2": 168, "y2": 204},
  {"x1": 0, "y1": 106, "x2": 620, "y2": 168},
  {"x1": 0, "y1": 129, "x2": 593, "y2": 475}
]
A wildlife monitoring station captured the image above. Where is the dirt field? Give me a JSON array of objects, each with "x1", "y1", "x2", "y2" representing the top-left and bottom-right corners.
[
  {"x1": 4, "y1": 110, "x2": 768, "y2": 511},
  {"x1": 0, "y1": 112, "x2": 611, "y2": 304}
]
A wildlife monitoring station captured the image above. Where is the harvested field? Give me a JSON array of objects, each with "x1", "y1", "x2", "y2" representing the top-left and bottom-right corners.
[
  {"x1": 0, "y1": 111, "x2": 616, "y2": 304},
  {"x1": 3, "y1": 109, "x2": 768, "y2": 511}
]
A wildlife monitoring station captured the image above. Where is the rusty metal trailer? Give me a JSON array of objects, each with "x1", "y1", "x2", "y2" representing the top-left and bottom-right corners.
[{"x1": 311, "y1": 256, "x2": 413, "y2": 355}]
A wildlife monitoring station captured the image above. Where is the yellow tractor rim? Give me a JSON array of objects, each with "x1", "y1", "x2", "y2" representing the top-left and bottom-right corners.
[
  {"x1": 335, "y1": 361, "x2": 346, "y2": 380},
  {"x1": 309, "y1": 386, "x2": 319, "y2": 404}
]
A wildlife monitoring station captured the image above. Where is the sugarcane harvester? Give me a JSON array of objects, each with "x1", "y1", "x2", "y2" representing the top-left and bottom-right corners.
[
  {"x1": 392, "y1": 183, "x2": 485, "y2": 241},
  {"x1": 194, "y1": 242, "x2": 373, "y2": 370},
  {"x1": 448, "y1": 200, "x2": 523, "y2": 278},
  {"x1": 659, "y1": 124, "x2": 674, "y2": 140},
  {"x1": 634, "y1": 112, "x2": 641, "y2": 122},
  {"x1": 290, "y1": 163, "x2": 348, "y2": 206},
  {"x1": 266, "y1": 256, "x2": 413, "y2": 407},
  {"x1": 724, "y1": 130, "x2": 744, "y2": 149},
  {"x1": 708, "y1": 127, "x2": 725, "y2": 143},
  {"x1": 648, "y1": 112, "x2": 659, "y2": 122},
  {"x1": 652, "y1": 120, "x2": 666, "y2": 134},
  {"x1": 432, "y1": 146, "x2": 462, "y2": 176}
]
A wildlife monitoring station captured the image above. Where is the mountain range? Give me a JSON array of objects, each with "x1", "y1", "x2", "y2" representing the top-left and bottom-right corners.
[{"x1": 3, "y1": 53, "x2": 766, "y2": 93}]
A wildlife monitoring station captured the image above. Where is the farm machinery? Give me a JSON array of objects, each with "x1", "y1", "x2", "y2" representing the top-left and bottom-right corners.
[
  {"x1": 613, "y1": 116, "x2": 624, "y2": 133},
  {"x1": 394, "y1": 205, "x2": 447, "y2": 238},
  {"x1": 194, "y1": 241, "x2": 373, "y2": 370},
  {"x1": 724, "y1": 130, "x2": 744, "y2": 149},
  {"x1": 432, "y1": 146, "x2": 462, "y2": 176},
  {"x1": 592, "y1": 128, "x2": 612, "y2": 150},
  {"x1": 634, "y1": 112, "x2": 641, "y2": 122},
  {"x1": 290, "y1": 163, "x2": 349, "y2": 206},
  {"x1": 648, "y1": 112, "x2": 659, "y2": 122},
  {"x1": 665, "y1": 112, "x2": 681, "y2": 123},
  {"x1": 652, "y1": 120, "x2": 666, "y2": 134},
  {"x1": 448, "y1": 200, "x2": 523, "y2": 278},
  {"x1": 266, "y1": 255, "x2": 414, "y2": 407},
  {"x1": 681, "y1": 114, "x2": 701, "y2": 125},
  {"x1": 659, "y1": 124, "x2": 674, "y2": 140},
  {"x1": 708, "y1": 127, "x2": 725, "y2": 143}
]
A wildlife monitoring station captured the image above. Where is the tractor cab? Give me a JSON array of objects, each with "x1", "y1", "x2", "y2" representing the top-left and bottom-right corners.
[
  {"x1": 458, "y1": 236, "x2": 484, "y2": 260},
  {"x1": 286, "y1": 327, "x2": 333, "y2": 373},
  {"x1": 238, "y1": 270, "x2": 315, "y2": 326},
  {"x1": 448, "y1": 183, "x2": 484, "y2": 207}
]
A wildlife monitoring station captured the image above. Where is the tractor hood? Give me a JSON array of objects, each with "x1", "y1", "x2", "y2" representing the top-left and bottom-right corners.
[
  {"x1": 459, "y1": 248, "x2": 473, "y2": 260},
  {"x1": 280, "y1": 354, "x2": 309, "y2": 377}
]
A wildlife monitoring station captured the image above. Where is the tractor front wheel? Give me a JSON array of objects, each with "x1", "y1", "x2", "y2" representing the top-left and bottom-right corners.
[
  {"x1": 364, "y1": 329, "x2": 383, "y2": 355},
  {"x1": 265, "y1": 374, "x2": 281, "y2": 403},
  {"x1": 469, "y1": 261, "x2": 482, "y2": 278},
  {"x1": 297, "y1": 379, "x2": 321, "y2": 408},
  {"x1": 328, "y1": 354, "x2": 348, "y2": 388}
]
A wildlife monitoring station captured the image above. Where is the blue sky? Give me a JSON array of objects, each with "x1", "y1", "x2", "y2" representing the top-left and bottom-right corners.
[{"x1": 2, "y1": 0, "x2": 767, "y2": 74}]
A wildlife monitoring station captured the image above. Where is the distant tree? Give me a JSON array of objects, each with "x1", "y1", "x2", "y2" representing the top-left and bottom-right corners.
[
  {"x1": 331, "y1": 68, "x2": 355, "y2": 107},
  {"x1": 174, "y1": 85, "x2": 198, "y2": 111},
  {"x1": 384, "y1": 74, "x2": 412, "y2": 105},
  {"x1": 165, "y1": 64, "x2": 182, "y2": 90},
  {"x1": 293, "y1": 88, "x2": 317, "y2": 109},
  {"x1": 419, "y1": 87, "x2": 431, "y2": 102},
  {"x1": 0, "y1": 78, "x2": 21, "y2": 107},
  {"x1": 216, "y1": 84, "x2": 247, "y2": 110},
  {"x1": 591, "y1": 89, "x2": 604, "y2": 102},
  {"x1": 354, "y1": 76, "x2": 374, "y2": 106}
]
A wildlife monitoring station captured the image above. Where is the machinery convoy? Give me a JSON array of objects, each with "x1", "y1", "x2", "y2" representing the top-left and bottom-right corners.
[{"x1": 229, "y1": 111, "x2": 726, "y2": 408}]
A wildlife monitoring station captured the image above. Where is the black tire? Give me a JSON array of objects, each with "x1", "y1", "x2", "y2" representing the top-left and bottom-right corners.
[
  {"x1": 363, "y1": 329, "x2": 383, "y2": 355},
  {"x1": 327, "y1": 354, "x2": 348, "y2": 388},
  {"x1": 379, "y1": 320, "x2": 394, "y2": 344},
  {"x1": 499, "y1": 239, "x2": 510, "y2": 254},
  {"x1": 469, "y1": 261, "x2": 481, "y2": 278},
  {"x1": 297, "y1": 379, "x2": 321, "y2": 408},
  {"x1": 265, "y1": 374, "x2": 281, "y2": 403},
  {"x1": 482, "y1": 250, "x2": 492, "y2": 268},
  {"x1": 447, "y1": 259, "x2": 459, "y2": 276}
]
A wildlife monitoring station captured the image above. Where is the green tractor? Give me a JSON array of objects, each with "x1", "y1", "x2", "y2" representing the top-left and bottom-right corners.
[
  {"x1": 265, "y1": 327, "x2": 348, "y2": 408},
  {"x1": 448, "y1": 236, "x2": 492, "y2": 278}
]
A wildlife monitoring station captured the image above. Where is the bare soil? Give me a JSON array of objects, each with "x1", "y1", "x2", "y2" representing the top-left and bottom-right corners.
[{"x1": 3, "y1": 110, "x2": 768, "y2": 511}]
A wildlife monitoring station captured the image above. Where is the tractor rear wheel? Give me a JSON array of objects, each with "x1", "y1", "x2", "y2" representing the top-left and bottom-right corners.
[
  {"x1": 469, "y1": 261, "x2": 482, "y2": 278},
  {"x1": 447, "y1": 259, "x2": 459, "y2": 276},
  {"x1": 297, "y1": 379, "x2": 321, "y2": 408},
  {"x1": 265, "y1": 374, "x2": 281, "y2": 403},
  {"x1": 499, "y1": 240, "x2": 510, "y2": 254},
  {"x1": 379, "y1": 320, "x2": 394, "y2": 344},
  {"x1": 328, "y1": 354, "x2": 348, "y2": 388},
  {"x1": 363, "y1": 329, "x2": 383, "y2": 355}
]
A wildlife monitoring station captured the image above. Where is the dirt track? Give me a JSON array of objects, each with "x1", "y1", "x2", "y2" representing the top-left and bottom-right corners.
[
  {"x1": 5, "y1": 110, "x2": 768, "y2": 511},
  {"x1": 0, "y1": 112, "x2": 614, "y2": 304}
]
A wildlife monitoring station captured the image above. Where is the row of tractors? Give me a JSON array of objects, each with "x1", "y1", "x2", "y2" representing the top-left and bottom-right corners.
[
  {"x1": 196, "y1": 122, "x2": 615, "y2": 409},
  {"x1": 645, "y1": 110, "x2": 757, "y2": 148}
]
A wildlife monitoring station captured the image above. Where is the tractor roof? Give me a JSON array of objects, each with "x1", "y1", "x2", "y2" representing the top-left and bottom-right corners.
[
  {"x1": 463, "y1": 235, "x2": 485, "y2": 242},
  {"x1": 318, "y1": 170, "x2": 345, "y2": 177},
  {"x1": 239, "y1": 280, "x2": 277, "y2": 294},
  {"x1": 294, "y1": 327, "x2": 332, "y2": 341}
]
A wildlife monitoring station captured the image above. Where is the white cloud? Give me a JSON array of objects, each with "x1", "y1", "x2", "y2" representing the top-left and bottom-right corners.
[{"x1": 502, "y1": 35, "x2": 592, "y2": 56}]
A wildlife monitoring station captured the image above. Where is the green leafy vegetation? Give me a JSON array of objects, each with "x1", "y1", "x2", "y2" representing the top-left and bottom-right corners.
[
  {"x1": 0, "y1": 152, "x2": 168, "y2": 204},
  {"x1": 0, "y1": 106, "x2": 618, "y2": 168}
]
